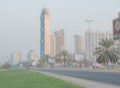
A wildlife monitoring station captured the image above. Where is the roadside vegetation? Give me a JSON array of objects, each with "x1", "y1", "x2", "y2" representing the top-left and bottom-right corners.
[
  {"x1": 1, "y1": 62, "x2": 12, "y2": 69},
  {"x1": 0, "y1": 70, "x2": 84, "y2": 88},
  {"x1": 94, "y1": 38, "x2": 120, "y2": 68}
]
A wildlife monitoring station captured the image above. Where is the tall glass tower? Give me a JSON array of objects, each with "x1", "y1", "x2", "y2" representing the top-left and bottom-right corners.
[{"x1": 40, "y1": 8, "x2": 50, "y2": 60}]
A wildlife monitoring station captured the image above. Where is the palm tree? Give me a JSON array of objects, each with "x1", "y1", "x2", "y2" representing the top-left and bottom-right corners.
[
  {"x1": 62, "y1": 50, "x2": 68, "y2": 67},
  {"x1": 55, "y1": 50, "x2": 72, "y2": 67},
  {"x1": 54, "y1": 54, "x2": 62, "y2": 64},
  {"x1": 43, "y1": 55, "x2": 50, "y2": 66},
  {"x1": 94, "y1": 38, "x2": 120, "y2": 68}
]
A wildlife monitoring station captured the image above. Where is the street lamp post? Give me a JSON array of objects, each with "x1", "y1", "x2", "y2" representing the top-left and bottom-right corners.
[{"x1": 85, "y1": 20, "x2": 94, "y2": 30}]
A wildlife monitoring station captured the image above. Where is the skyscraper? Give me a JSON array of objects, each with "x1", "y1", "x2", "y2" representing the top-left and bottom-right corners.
[
  {"x1": 74, "y1": 35, "x2": 85, "y2": 54},
  {"x1": 40, "y1": 8, "x2": 50, "y2": 60},
  {"x1": 54, "y1": 29, "x2": 65, "y2": 55}
]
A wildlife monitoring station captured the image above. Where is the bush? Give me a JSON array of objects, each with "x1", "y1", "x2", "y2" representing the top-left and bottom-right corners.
[{"x1": 2, "y1": 62, "x2": 12, "y2": 69}]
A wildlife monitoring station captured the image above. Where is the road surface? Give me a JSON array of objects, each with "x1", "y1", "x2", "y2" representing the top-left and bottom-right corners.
[{"x1": 33, "y1": 68, "x2": 120, "y2": 86}]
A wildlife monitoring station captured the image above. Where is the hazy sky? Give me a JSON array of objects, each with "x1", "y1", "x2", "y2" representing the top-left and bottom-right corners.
[{"x1": 0, "y1": 0, "x2": 120, "y2": 57}]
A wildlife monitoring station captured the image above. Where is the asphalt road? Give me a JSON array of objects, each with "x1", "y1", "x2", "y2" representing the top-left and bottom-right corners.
[{"x1": 33, "y1": 69, "x2": 120, "y2": 86}]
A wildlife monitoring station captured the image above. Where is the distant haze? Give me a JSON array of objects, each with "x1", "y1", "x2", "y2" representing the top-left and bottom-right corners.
[{"x1": 0, "y1": 0, "x2": 120, "y2": 56}]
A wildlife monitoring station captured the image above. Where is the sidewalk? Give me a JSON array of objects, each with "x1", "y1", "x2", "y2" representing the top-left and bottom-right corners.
[{"x1": 35, "y1": 70, "x2": 120, "y2": 88}]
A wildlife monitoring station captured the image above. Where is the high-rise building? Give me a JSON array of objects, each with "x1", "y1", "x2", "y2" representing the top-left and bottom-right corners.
[
  {"x1": 40, "y1": 8, "x2": 50, "y2": 60},
  {"x1": 74, "y1": 35, "x2": 85, "y2": 54},
  {"x1": 27, "y1": 50, "x2": 39, "y2": 65},
  {"x1": 13, "y1": 52, "x2": 21, "y2": 65},
  {"x1": 28, "y1": 50, "x2": 36, "y2": 61},
  {"x1": 50, "y1": 35, "x2": 56, "y2": 57},
  {"x1": 54, "y1": 29, "x2": 65, "y2": 55},
  {"x1": 85, "y1": 30, "x2": 95, "y2": 61},
  {"x1": 85, "y1": 30, "x2": 113, "y2": 61}
]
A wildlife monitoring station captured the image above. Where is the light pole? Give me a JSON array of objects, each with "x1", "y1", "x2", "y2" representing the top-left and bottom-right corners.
[{"x1": 85, "y1": 20, "x2": 94, "y2": 30}]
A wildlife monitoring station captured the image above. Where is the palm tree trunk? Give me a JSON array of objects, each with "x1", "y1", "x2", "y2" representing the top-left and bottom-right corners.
[
  {"x1": 106, "y1": 62, "x2": 108, "y2": 69},
  {"x1": 63, "y1": 57, "x2": 65, "y2": 67},
  {"x1": 105, "y1": 56, "x2": 109, "y2": 69}
]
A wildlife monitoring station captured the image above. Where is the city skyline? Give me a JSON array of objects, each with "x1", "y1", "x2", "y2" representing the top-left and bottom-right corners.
[{"x1": 0, "y1": 0, "x2": 120, "y2": 55}]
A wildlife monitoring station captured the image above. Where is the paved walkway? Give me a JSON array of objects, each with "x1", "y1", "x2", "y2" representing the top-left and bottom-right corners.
[{"x1": 34, "y1": 70, "x2": 120, "y2": 88}]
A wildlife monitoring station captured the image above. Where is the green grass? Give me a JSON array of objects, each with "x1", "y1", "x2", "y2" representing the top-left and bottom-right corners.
[{"x1": 0, "y1": 70, "x2": 84, "y2": 88}]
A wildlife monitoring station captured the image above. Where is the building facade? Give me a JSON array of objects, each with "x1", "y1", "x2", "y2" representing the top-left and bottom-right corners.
[
  {"x1": 85, "y1": 30, "x2": 95, "y2": 61},
  {"x1": 50, "y1": 35, "x2": 56, "y2": 57},
  {"x1": 85, "y1": 30, "x2": 113, "y2": 62},
  {"x1": 27, "y1": 50, "x2": 39, "y2": 65},
  {"x1": 54, "y1": 29, "x2": 65, "y2": 55},
  {"x1": 40, "y1": 8, "x2": 50, "y2": 60},
  {"x1": 28, "y1": 50, "x2": 36, "y2": 61},
  {"x1": 74, "y1": 35, "x2": 85, "y2": 54},
  {"x1": 13, "y1": 52, "x2": 21, "y2": 65}
]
